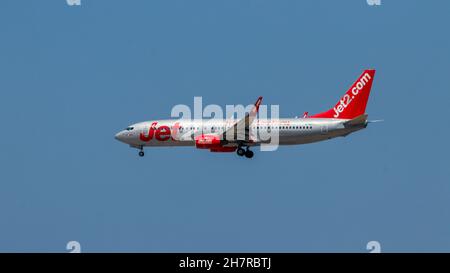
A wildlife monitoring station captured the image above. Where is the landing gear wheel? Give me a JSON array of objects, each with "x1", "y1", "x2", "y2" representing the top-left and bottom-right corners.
[
  {"x1": 237, "y1": 148, "x2": 245, "y2": 156},
  {"x1": 244, "y1": 149, "x2": 254, "y2": 159},
  {"x1": 138, "y1": 151, "x2": 145, "y2": 157}
]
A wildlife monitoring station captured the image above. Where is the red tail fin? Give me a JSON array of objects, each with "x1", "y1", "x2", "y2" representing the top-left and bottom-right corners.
[{"x1": 310, "y1": 69, "x2": 376, "y2": 119}]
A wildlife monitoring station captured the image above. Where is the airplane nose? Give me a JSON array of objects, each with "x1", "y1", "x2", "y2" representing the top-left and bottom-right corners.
[{"x1": 115, "y1": 131, "x2": 125, "y2": 142}]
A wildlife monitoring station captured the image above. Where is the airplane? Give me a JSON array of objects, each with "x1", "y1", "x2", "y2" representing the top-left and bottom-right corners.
[{"x1": 115, "y1": 69, "x2": 377, "y2": 158}]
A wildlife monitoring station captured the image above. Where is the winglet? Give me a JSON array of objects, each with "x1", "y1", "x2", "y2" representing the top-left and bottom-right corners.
[
  {"x1": 252, "y1": 96, "x2": 263, "y2": 114},
  {"x1": 255, "y1": 96, "x2": 263, "y2": 112}
]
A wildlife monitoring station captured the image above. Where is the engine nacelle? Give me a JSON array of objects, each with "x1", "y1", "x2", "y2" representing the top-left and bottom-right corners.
[{"x1": 195, "y1": 134, "x2": 221, "y2": 149}]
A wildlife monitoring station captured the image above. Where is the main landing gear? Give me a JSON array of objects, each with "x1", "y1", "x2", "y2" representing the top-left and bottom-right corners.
[{"x1": 237, "y1": 146, "x2": 254, "y2": 159}]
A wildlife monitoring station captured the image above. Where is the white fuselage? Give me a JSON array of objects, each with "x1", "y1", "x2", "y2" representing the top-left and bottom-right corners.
[{"x1": 115, "y1": 118, "x2": 366, "y2": 148}]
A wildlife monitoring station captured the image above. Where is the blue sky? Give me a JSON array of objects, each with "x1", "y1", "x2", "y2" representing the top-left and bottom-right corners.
[{"x1": 0, "y1": 0, "x2": 449, "y2": 252}]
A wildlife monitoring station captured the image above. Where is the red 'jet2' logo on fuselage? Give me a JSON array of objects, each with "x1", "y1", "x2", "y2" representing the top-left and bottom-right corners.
[{"x1": 139, "y1": 122, "x2": 180, "y2": 142}]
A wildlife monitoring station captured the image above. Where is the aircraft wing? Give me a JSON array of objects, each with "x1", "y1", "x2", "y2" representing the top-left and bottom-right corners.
[{"x1": 221, "y1": 96, "x2": 262, "y2": 144}]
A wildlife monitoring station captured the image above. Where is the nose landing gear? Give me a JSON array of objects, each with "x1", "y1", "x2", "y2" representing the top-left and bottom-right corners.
[
  {"x1": 138, "y1": 146, "x2": 144, "y2": 157},
  {"x1": 236, "y1": 146, "x2": 254, "y2": 159}
]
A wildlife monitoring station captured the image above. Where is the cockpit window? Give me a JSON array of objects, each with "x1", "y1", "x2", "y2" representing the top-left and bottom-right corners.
[{"x1": 125, "y1": 127, "x2": 134, "y2": 131}]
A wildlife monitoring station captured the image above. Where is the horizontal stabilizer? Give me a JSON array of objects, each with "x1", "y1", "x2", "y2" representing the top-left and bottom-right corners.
[{"x1": 344, "y1": 114, "x2": 368, "y2": 127}]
